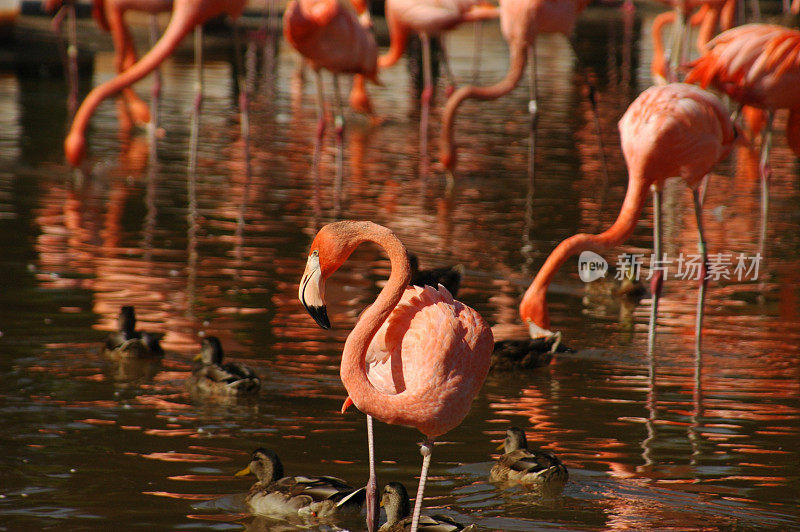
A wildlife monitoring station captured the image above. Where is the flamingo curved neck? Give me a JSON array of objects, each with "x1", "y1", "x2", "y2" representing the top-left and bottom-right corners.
[
  {"x1": 520, "y1": 171, "x2": 649, "y2": 329},
  {"x1": 65, "y1": 0, "x2": 244, "y2": 164},
  {"x1": 440, "y1": 42, "x2": 527, "y2": 169},
  {"x1": 339, "y1": 226, "x2": 411, "y2": 422},
  {"x1": 377, "y1": 12, "x2": 408, "y2": 69}
]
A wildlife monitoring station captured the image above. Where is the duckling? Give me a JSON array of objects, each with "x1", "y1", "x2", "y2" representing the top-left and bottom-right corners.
[
  {"x1": 103, "y1": 306, "x2": 163, "y2": 358},
  {"x1": 379, "y1": 482, "x2": 476, "y2": 532},
  {"x1": 490, "y1": 427, "x2": 568, "y2": 487},
  {"x1": 187, "y1": 336, "x2": 260, "y2": 397},
  {"x1": 236, "y1": 448, "x2": 366, "y2": 521},
  {"x1": 409, "y1": 252, "x2": 464, "y2": 298}
]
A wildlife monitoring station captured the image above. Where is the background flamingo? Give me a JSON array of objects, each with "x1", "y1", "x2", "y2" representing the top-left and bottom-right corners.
[
  {"x1": 439, "y1": 0, "x2": 600, "y2": 179},
  {"x1": 283, "y1": 0, "x2": 378, "y2": 208},
  {"x1": 518, "y1": 83, "x2": 735, "y2": 352},
  {"x1": 379, "y1": 0, "x2": 500, "y2": 164},
  {"x1": 684, "y1": 23, "x2": 800, "y2": 260},
  {"x1": 298, "y1": 221, "x2": 493, "y2": 532},
  {"x1": 63, "y1": 0, "x2": 246, "y2": 167},
  {"x1": 45, "y1": 0, "x2": 174, "y2": 125}
]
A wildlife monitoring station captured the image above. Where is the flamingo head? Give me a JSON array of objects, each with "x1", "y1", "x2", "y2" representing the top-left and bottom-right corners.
[
  {"x1": 299, "y1": 247, "x2": 330, "y2": 329},
  {"x1": 64, "y1": 131, "x2": 87, "y2": 168},
  {"x1": 519, "y1": 287, "x2": 552, "y2": 338}
]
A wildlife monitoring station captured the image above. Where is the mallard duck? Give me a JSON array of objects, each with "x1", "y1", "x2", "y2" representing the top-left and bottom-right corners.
[
  {"x1": 490, "y1": 427, "x2": 568, "y2": 487},
  {"x1": 103, "y1": 306, "x2": 164, "y2": 358},
  {"x1": 408, "y1": 252, "x2": 464, "y2": 298},
  {"x1": 187, "y1": 336, "x2": 260, "y2": 396},
  {"x1": 491, "y1": 332, "x2": 572, "y2": 371},
  {"x1": 236, "y1": 448, "x2": 365, "y2": 520},
  {"x1": 379, "y1": 482, "x2": 476, "y2": 532}
]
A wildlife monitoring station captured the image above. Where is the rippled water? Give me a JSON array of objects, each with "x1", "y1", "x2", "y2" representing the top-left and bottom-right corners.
[{"x1": 0, "y1": 6, "x2": 798, "y2": 531}]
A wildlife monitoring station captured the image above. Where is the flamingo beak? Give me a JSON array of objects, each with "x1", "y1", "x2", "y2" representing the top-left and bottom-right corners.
[{"x1": 299, "y1": 252, "x2": 330, "y2": 330}]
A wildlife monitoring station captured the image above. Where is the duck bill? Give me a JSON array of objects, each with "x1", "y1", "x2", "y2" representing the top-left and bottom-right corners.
[
  {"x1": 299, "y1": 253, "x2": 330, "y2": 330},
  {"x1": 234, "y1": 464, "x2": 252, "y2": 477}
]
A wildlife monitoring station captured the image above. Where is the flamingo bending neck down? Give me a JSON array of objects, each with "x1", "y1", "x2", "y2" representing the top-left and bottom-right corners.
[
  {"x1": 519, "y1": 83, "x2": 735, "y2": 351},
  {"x1": 64, "y1": 0, "x2": 246, "y2": 167},
  {"x1": 379, "y1": 0, "x2": 500, "y2": 165},
  {"x1": 298, "y1": 221, "x2": 493, "y2": 532},
  {"x1": 439, "y1": 0, "x2": 593, "y2": 178}
]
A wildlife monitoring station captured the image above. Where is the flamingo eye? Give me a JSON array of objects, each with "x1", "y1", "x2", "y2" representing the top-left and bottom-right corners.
[{"x1": 311, "y1": 250, "x2": 319, "y2": 257}]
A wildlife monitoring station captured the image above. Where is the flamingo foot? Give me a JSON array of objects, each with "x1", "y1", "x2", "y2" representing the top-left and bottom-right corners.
[
  {"x1": 365, "y1": 469, "x2": 378, "y2": 532},
  {"x1": 341, "y1": 396, "x2": 354, "y2": 413}
]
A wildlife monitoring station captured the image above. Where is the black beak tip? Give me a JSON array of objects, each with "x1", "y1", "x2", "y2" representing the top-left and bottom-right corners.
[{"x1": 307, "y1": 305, "x2": 331, "y2": 330}]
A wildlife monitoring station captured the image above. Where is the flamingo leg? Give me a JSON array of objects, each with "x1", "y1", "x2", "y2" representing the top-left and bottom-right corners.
[
  {"x1": 668, "y1": 9, "x2": 686, "y2": 80},
  {"x1": 569, "y1": 39, "x2": 610, "y2": 188},
  {"x1": 188, "y1": 26, "x2": 204, "y2": 179},
  {"x1": 410, "y1": 439, "x2": 434, "y2": 532},
  {"x1": 365, "y1": 415, "x2": 378, "y2": 532},
  {"x1": 148, "y1": 15, "x2": 162, "y2": 153},
  {"x1": 66, "y1": 0, "x2": 79, "y2": 121},
  {"x1": 312, "y1": 69, "x2": 326, "y2": 215},
  {"x1": 419, "y1": 32, "x2": 433, "y2": 169},
  {"x1": 758, "y1": 111, "x2": 774, "y2": 264},
  {"x1": 528, "y1": 43, "x2": 538, "y2": 182},
  {"x1": 471, "y1": 21, "x2": 483, "y2": 84},
  {"x1": 437, "y1": 35, "x2": 456, "y2": 97},
  {"x1": 332, "y1": 73, "x2": 345, "y2": 216},
  {"x1": 647, "y1": 187, "x2": 663, "y2": 354},
  {"x1": 692, "y1": 187, "x2": 708, "y2": 354}
]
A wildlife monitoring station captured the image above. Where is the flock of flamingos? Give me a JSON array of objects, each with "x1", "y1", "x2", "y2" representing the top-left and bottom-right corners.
[{"x1": 39, "y1": 0, "x2": 799, "y2": 529}]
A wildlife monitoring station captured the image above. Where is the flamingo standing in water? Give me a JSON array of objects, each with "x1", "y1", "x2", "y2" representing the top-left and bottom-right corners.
[
  {"x1": 44, "y1": 0, "x2": 174, "y2": 125},
  {"x1": 298, "y1": 221, "x2": 493, "y2": 532},
  {"x1": 519, "y1": 83, "x2": 735, "y2": 352},
  {"x1": 283, "y1": 0, "x2": 378, "y2": 205},
  {"x1": 440, "y1": 0, "x2": 601, "y2": 179},
  {"x1": 379, "y1": 0, "x2": 500, "y2": 163},
  {"x1": 684, "y1": 24, "x2": 800, "y2": 261},
  {"x1": 64, "y1": 0, "x2": 246, "y2": 167}
]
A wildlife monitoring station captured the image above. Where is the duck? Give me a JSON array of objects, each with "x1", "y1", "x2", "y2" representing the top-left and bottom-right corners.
[
  {"x1": 490, "y1": 333, "x2": 570, "y2": 371},
  {"x1": 102, "y1": 306, "x2": 164, "y2": 358},
  {"x1": 187, "y1": 336, "x2": 260, "y2": 397},
  {"x1": 235, "y1": 448, "x2": 366, "y2": 521},
  {"x1": 490, "y1": 427, "x2": 568, "y2": 488},
  {"x1": 408, "y1": 252, "x2": 464, "y2": 298},
  {"x1": 379, "y1": 481, "x2": 476, "y2": 532}
]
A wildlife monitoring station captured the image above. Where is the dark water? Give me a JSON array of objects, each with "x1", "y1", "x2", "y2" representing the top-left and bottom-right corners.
[{"x1": 1, "y1": 7, "x2": 799, "y2": 531}]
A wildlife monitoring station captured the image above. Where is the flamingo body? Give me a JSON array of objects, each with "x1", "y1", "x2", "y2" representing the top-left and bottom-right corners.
[
  {"x1": 284, "y1": 0, "x2": 378, "y2": 80},
  {"x1": 361, "y1": 284, "x2": 492, "y2": 438},
  {"x1": 520, "y1": 83, "x2": 735, "y2": 331},
  {"x1": 684, "y1": 23, "x2": 800, "y2": 154}
]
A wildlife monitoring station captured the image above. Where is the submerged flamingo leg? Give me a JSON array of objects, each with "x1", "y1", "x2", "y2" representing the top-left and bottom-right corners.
[
  {"x1": 647, "y1": 187, "x2": 663, "y2": 354},
  {"x1": 148, "y1": 15, "x2": 162, "y2": 152},
  {"x1": 365, "y1": 415, "x2": 378, "y2": 532},
  {"x1": 692, "y1": 188, "x2": 708, "y2": 354},
  {"x1": 758, "y1": 112, "x2": 774, "y2": 264},
  {"x1": 410, "y1": 439, "x2": 434, "y2": 532},
  {"x1": 312, "y1": 69, "x2": 326, "y2": 215},
  {"x1": 332, "y1": 73, "x2": 345, "y2": 216},
  {"x1": 528, "y1": 43, "x2": 538, "y2": 182},
  {"x1": 471, "y1": 20, "x2": 483, "y2": 84},
  {"x1": 438, "y1": 36, "x2": 457, "y2": 97},
  {"x1": 570, "y1": 39, "x2": 610, "y2": 188},
  {"x1": 419, "y1": 32, "x2": 433, "y2": 172}
]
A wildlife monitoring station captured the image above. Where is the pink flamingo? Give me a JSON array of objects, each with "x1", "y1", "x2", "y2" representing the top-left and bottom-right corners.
[
  {"x1": 283, "y1": 0, "x2": 378, "y2": 204},
  {"x1": 64, "y1": 0, "x2": 247, "y2": 167},
  {"x1": 519, "y1": 83, "x2": 735, "y2": 352},
  {"x1": 379, "y1": 0, "x2": 500, "y2": 162},
  {"x1": 684, "y1": 23, "x2": 800, "y2": 261},
  {"x1": 439, "y1": 0, "x2": 598, "y2": 179},
  {"x1": 45, "y1": 0, "x2": 174, "y2": 125},
  {"x1": 298, "y1": 221, "x2": 493, "y2": 532}
]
